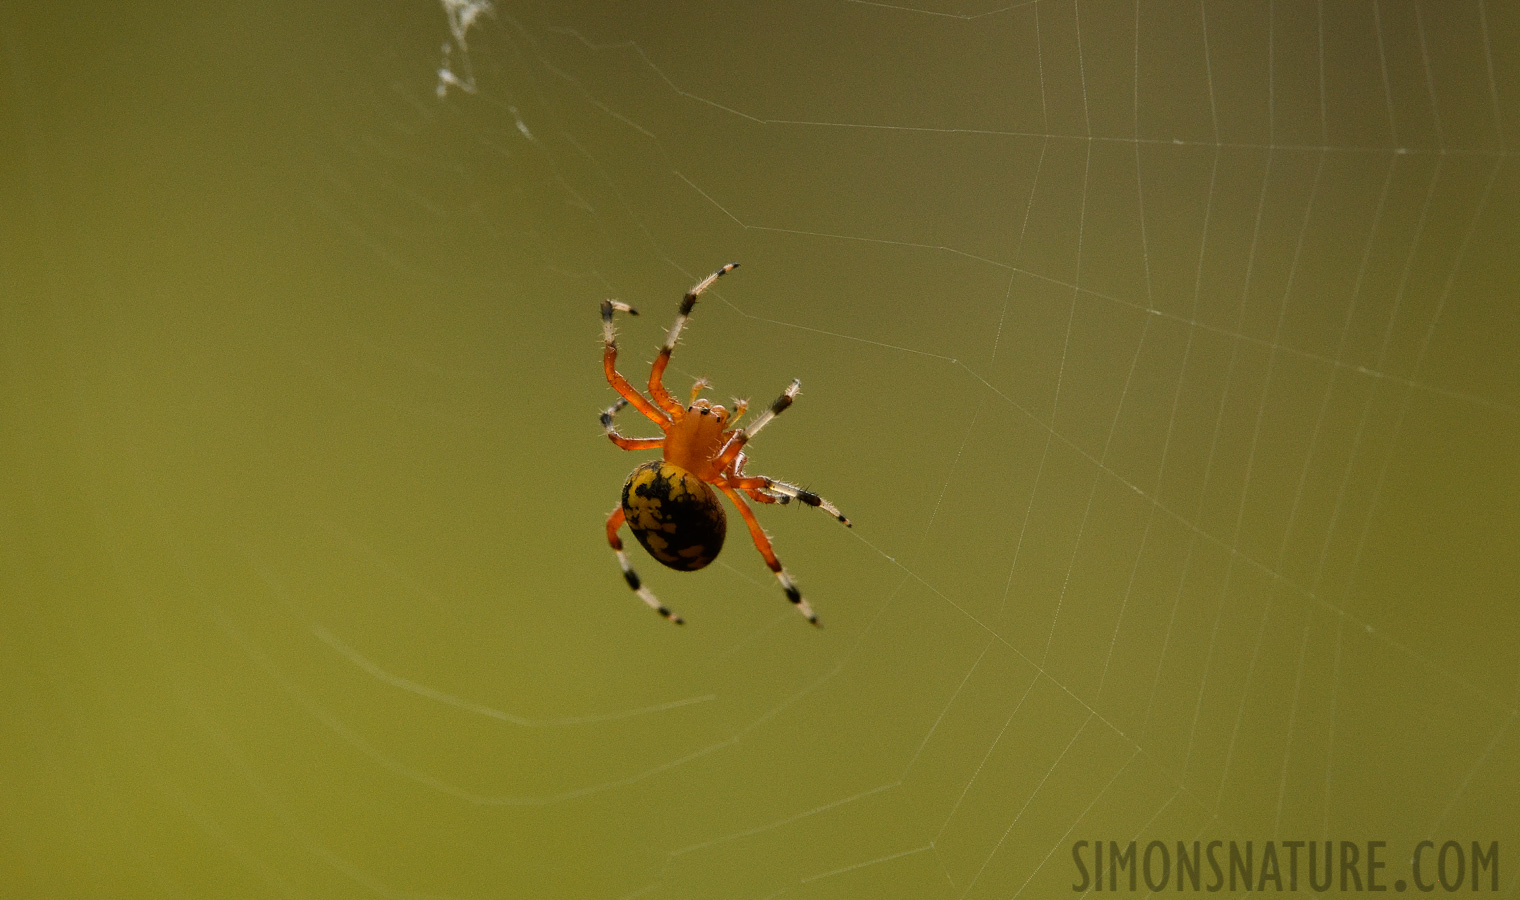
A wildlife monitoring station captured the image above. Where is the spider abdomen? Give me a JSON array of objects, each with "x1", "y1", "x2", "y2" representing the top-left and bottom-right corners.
[{"x1": 622, "y1": 460, "x2": 727, "y2": 571}]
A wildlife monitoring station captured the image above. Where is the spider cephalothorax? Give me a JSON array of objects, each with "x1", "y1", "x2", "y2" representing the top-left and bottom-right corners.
[{"x1": 600, "y1": 263, "x2": 849, "y2": 625}]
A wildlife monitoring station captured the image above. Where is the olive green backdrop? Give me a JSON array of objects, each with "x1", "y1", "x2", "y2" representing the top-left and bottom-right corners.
[{"x1": 3, "y1": 1, "x2": 1517, "y2": 897}]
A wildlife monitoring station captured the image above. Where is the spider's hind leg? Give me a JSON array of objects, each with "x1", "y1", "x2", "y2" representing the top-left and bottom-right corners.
[
  {"x1": 607, "y1": 507, "x2": 683, "y2": 624},
  {"x1": 718, "y1": 485, "x2": 820, "y2": 626}
]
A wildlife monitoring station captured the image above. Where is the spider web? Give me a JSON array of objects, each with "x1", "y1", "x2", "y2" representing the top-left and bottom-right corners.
[{"x1": 2, "y1": 1, "x2": 1518, "y2": 898}]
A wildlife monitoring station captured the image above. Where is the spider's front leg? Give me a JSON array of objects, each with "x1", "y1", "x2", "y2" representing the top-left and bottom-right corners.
[
  {"x1": 715, "y1": 378, "x2": 798, "y2": 470},
  {"x1": 648, "y1": 263, "x2": 738, "y2": 414},
  {"x1": 601, "y1": 299, "x2": 669, "y2": 428},
  {"x1": 600, "y1": 398, "x2": 664, "y2": 451}
]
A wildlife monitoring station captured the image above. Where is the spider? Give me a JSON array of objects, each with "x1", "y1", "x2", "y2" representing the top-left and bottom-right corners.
[{"x1": 600, "y1": 263, "x2": 850, "y2": 626}]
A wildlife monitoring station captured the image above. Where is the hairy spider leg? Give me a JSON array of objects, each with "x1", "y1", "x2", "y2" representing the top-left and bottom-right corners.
[
  {"x1": 717, "y1": 484, "x2": 819, "y2": 626},
  {"x1": 606, "y1": 507, "x2": 683, "y2": 624},
  {"x1": 715, "y1": 378, "x2": 799, "y2": 470},
  {"x1": 648, "y1": 263, "x2": 739, "y2": 415},
  {"x1": 600, "y1": 397, "x2": 664, "y2": 451},
  {"x1": 730, "y1": 475, "x2": 851, "y2": 526},
  {"x1": 601, "y1": 299, "x2": 669, "y2": 428},
  {"x1": 726, "y1": 451, "x2": 850, "y2": 526}
]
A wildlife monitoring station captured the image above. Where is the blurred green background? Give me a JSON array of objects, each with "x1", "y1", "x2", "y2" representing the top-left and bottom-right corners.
[{"x1": 3, "y1": 1, "x2": 1517, "y2": 897}]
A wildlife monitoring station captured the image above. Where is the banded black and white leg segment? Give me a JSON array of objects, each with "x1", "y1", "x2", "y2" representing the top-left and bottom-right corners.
[
  {"x1": 600, "y1": 398, "x2": 665, "y2": 451},
  {"x1": 728, "y1": 451, "x2": 849, "y2": 525},
  {"x1": 744, "y1": 478, "x2": 851, "y2": 526},
  {"x1": 649, "y1": 262, "x2": 739, "y2": 413},
  {"x1": 719, "y1": 485, "x2": 820, "y2": 626},
  {"x1": 606, "y1": 508, "x2": 683, "y2": 624},
  {"x1": 716, "y1": 378, "x2": 799, "y2": 467}
]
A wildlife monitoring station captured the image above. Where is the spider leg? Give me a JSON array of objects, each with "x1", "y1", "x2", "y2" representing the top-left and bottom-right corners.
[
  {"x1": 740, "y1": 485, "x2": 780, "y2": 504},
  {"x1": 715, "y1": 378, "x2": 798, "y2": 469},
  {"x1": 602, "y1": 299, "x2": 670, "y2": 428},
  {"x1": 728, "y1": 474, "x2": 850, "y2": 526},
  {"x1": 648, "y1": 263, "x2": 738, "y2": 415},
  {"x1": 725, "y1": 450, "x2": 849, "y2": 525},
  {"x1": 717, "y1": 484, "x2": 820, "y2": 626},
  {"x1": 607, "y1": 507, "x2": 683, "y2": 624},
  {"x1": 600, "y1": 398, "x2": 665, "y2": 451},
  {"x1": 730, "y1": 452, "x2": 781, "y2": 502}
]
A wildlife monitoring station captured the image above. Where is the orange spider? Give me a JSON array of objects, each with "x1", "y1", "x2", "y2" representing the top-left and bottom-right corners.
[{"x1": 600, "y1": 263, "x2": 850, "y2": 626}]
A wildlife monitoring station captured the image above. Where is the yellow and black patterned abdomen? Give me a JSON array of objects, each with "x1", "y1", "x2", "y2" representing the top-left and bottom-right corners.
[{"x1": 622, "y1": 460, "x2": 727, "y2": 571}]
